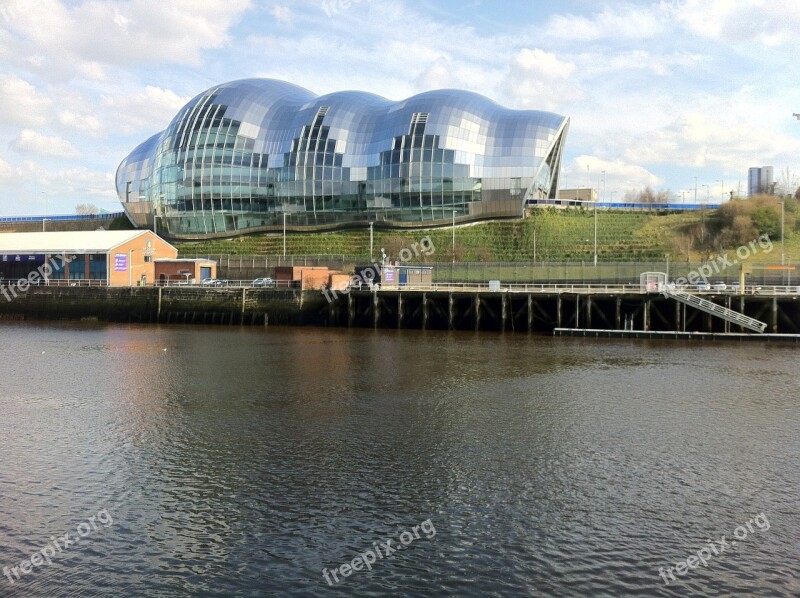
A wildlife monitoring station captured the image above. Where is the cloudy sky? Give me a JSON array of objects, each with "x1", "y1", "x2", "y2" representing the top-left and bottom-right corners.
[{"x1": 1, "y1": 0, "x2": 800, "y2": 215}]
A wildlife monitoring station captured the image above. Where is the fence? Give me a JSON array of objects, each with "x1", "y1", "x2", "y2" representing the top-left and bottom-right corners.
[
  {"x1": 178, "y1": 254, "x2": 798, "y2": 286},
  {"x1": 0, "y1": 212, "x2": 124, "y2": 223}
]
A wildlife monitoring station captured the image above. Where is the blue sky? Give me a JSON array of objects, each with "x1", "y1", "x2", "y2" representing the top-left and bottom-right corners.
[{"x1": 1, "y1": 0, "x2": 800, "y2": 215}]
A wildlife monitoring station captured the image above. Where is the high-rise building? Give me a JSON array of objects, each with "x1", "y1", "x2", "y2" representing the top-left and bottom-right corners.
[{"x1": 747, "y1": 166, "x2": 774, "y2": 197}]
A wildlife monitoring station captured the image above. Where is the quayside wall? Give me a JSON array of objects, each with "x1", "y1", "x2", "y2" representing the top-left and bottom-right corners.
[
  {"x1": 0, "y1": 286, "x2": 327, "y2": 326},
  {"x1": 2, "y1": 287, "x2": 800, "y2": 338}
]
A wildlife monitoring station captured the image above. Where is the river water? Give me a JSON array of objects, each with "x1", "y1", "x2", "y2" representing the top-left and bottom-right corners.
[{"x1": 0, "y1": 322, "x2": 798, "y2": 597}]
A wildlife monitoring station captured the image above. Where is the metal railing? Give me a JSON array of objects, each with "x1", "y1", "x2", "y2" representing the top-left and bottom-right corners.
[
  {"x1": 347, "y1": 282, "x2": 800, "y2": 296},
  {"x1": 663, "y1": 289, "x2": 767, "y2": 333},
  {"x1": 0, "y1": 212, "x2": 124, "y2": 223},
  {"x1": 0, "y1": 279, "x2": 109, "y2": 288},
  {"x1": 184, "y1": 256, "x2": 800, "y2": 286}
]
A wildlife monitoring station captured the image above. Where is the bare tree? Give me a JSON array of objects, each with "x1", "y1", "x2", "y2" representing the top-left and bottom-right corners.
[
  {"x1": 623, "y1": 187, "x2": 672, "y2": 203},
  {"x1": 75, "y1": 203, "x2": 100, "y2": 215}
]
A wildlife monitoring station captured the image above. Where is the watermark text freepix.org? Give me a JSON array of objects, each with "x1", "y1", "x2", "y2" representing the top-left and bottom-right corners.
[
  {"x1": 3, "y1": 508, "x2": 114, "y2": 584},
  {"x1": 321, "y1": 0, "x2": 374, "y2": 18},
  {"x1": 323, "y1": 518, "x2": 436, "y2": 585},
  {"x1": 674, "y1": 234, "x2": 773, "y2": 287},
  {"x1": 658, "y1": 512, "x2": 770, "y2": 585},
  {"x1": 321, "y1": 236, "x2": 435, "y2": 303},
  {"x1": 1, "y1": 252, "x2": 79, "y2": 302}
]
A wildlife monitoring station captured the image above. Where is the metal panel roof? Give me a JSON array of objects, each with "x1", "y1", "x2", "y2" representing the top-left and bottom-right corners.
[{"x1": 0, "y1": 231, "x2": 174, "y2": 254}]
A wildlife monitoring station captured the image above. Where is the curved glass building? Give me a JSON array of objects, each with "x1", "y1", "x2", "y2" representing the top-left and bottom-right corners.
[{"x1": 116, "y1": 79, "x2": 569, "y2": 238}]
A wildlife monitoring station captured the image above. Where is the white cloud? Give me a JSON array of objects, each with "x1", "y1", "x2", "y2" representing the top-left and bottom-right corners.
[
  {"x1": 101, "y1": 86, "x2": 189, "y2": 135},
  {"x1": 1, "y1": 0, "x2": 800, "y2": 211},
  {"x1": 9, "y1": 129, "x2": 80, "y2": 158},
  {"x1": 271, "y1": 5, "x2": 292, "y2": 25},
  {"x1": 565, "y1": 155, "x2": 662, "y2": 194},
  {"x1": 0, "y1": 158, "x2": 17, "y2": 184},
  {"x1": 0, "y1": 75, "x2": 51, "y2": 126},
  {"x1": 579, "y1": 50, "x2": 706, "y2": 79},
  {"x1": 619, "y1": 86, "x2": 800, "y2": 175},
  {"x1": 44, "y1": 166, "x2": 116, "y2": 200},
  {"x1": 0, "y1": 0, "x2": 253, "y2": 81},
  {"x1": 504, "y1": 48, "x2": 578, "y2": 110},
  {"x1": 674, "y1": 0, "x2": 800, "y2": 48},
  {"x1": 544, "y1": 4, "x2": 666, "y2": 41},
  {"x1": 414, "y1": 57, "x2": 454, "y2": 89},
  {"x1": 58, "y1": 110, "x2": 104, "y2": 137}
]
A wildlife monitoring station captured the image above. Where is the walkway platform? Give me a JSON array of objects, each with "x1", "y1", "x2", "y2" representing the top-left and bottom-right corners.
[{"x1": 554, "y1": 328, "x2": 800, "y2": 343}]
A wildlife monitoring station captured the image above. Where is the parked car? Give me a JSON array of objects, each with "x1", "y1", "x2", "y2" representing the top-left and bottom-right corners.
[
  {"x1": 252, "y1": 277, "x2": 275, "y2": 287},
  {"x1": 711, "y1": 281, "x2": 727, "y2": 291},
  {"x1": 694, "y1": 281, "x2": 711, "y2": 291},
  {"x1": 201, "y1": 278, "x2": 223, "y2": 287}
]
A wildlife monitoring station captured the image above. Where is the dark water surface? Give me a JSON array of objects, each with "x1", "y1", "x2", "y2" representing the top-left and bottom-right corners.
[{"x1": 0, "y1": 322, "x2": 798, "y2": 597}]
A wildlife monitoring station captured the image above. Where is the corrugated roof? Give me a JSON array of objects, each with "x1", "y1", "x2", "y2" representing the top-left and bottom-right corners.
[{"x1": 0, "y1": 231, "x2": 174, "y2": 253}]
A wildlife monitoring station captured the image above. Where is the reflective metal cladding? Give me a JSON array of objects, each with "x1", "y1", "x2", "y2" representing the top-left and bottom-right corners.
[{"x1": 116, "y1": 79, "x2": 569, "y2": 237}]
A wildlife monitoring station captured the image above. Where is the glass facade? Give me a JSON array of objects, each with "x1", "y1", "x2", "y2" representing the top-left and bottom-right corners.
[{"x1": 116, "y1": 79, "x2": 569, "y2": 238}]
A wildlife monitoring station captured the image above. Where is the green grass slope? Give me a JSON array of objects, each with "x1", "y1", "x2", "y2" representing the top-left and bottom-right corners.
[{"x1": 175, "y1": 207, "x2": 793, "y2": 263}]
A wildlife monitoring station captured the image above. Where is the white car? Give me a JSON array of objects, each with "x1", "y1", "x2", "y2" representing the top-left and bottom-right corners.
[
  {"x1": 711, "y1": 282, "x2": 727, "y2": 291},
  {"x1": 694, "y1": 282, "x2": 711, "y2": 291}
]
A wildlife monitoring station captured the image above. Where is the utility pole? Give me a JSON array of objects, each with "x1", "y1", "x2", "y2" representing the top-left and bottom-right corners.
[
  {"x1": 781, "y1": 199, "x2": 785, "y2": 265},
  {"x1": 593, "y1": 200, "x2": 598, "y2": 266}
]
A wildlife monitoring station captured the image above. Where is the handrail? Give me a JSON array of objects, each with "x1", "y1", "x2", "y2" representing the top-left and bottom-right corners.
[
  {"x1": 663, "y1": 290, "x2": 767, "y2": 333},
  {"x1": 0, "y1": 279, "x2": 108, "y2": 288}
]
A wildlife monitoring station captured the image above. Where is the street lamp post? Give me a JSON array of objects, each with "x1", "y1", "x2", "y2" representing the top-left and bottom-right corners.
[
  {"x1": 781, "y1": 199, "x2": 785, "y2": 265},
  {"x1": 41, "y1": 192, "x2": 47, "y2": 232},
  {"x1": 452, "y1": 209, "x2": 456, "y2": 265},
  {"x1": 593, "y1": 200, "x2": 598, "y2": 266},
  {"x1": 369, "y1": 221, "x2": 374, "y2": 261},
  {"x1": 533, "y1": 228, "x2": 536, "y2": 263},
  {"x1": 601, "y1": 170, "x2": 606, "y2": 202},
  {"x1": 283, "y1": 212, "x2": 287, "y2": 258}
]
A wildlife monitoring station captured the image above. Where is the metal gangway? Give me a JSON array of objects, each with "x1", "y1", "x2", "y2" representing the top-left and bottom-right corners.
[
  {"x1": 662, "y1": 289, "x2": 767, "y2": 333},
  {"x1": 640, "y1": 272, "x2": 767, "y2": 333}
]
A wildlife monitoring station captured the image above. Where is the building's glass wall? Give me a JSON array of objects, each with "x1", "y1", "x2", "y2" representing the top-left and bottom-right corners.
[
  {"x1": 69, "y1": 259, "x2": 86, "y2": 280},
  {"x1": 89, "y1": 254, "x2": 107, "y2": 280},
  {"x1": 116, "y1": 79, "x2": 569, "y2": 237}
]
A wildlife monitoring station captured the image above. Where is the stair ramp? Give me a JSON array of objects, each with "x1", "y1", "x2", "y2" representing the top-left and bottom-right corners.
[{"x1": 662, "y1": 289, "x2": 767, "y2": 333}]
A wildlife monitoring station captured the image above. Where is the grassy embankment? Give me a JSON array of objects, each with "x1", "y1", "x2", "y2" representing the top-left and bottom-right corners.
[{"x1": 175, "y1": 200, "x2": 800, "y2": 263}]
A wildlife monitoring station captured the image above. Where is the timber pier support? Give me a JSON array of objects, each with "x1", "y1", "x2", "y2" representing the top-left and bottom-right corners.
[{"x1": 328, "y1": 289, "x2": 800, "y2": 336}]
